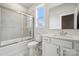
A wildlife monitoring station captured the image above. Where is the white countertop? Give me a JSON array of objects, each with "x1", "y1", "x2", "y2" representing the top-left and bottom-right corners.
[{"x1": 42, "y1": 34, "x2": 79, "y2": 41}]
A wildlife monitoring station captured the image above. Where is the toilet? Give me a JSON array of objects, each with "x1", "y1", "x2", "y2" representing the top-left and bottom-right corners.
[
  {"x1": 27, "y1": 41, "x2": 39, "y2": 48},
  {"x1": 27, "y1": 37, "x2": 42, "y2": 56}
]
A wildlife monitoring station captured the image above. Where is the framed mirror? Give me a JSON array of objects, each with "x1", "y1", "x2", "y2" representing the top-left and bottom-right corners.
[{"x1": 49, "y1": 3, "x2": 77, "y2": 29}]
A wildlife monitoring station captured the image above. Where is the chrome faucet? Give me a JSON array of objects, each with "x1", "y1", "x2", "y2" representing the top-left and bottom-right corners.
[{"x1": 60, "y1": 30, "x2": 68, "y2": 36}]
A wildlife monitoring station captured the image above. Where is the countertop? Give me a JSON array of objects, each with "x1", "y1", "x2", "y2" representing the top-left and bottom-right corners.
[{"x1": 42, "y1": 34, "x2": 79, "y2": 41}]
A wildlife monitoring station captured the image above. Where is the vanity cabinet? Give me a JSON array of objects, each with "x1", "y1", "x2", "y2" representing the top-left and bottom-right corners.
[
  {"x1": 42, "y1": 36, "x2": 79, "y2": 56},
  {"x1": 42, "y1": 36, "x2": 60, "y2": 56},
  {"x1": 42, "y1": 40, "x2": 59, "y2": 56}
]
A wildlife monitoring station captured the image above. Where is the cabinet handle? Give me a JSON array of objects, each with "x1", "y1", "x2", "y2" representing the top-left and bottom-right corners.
[
  {"x1": 57, "y1": 48, "x2": 59, "y2": 54},
  {"x1": 63, "y1": 50, "x2": 65, "y2": 56}
]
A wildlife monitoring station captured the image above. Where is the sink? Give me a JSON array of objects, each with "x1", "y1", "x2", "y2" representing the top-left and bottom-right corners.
[
  {"x1": 42, "y1": 34, "x2": 73, "y2": 40},
  {"x1": 52, "y1": 34, "x2": 73, "y2": 40}
]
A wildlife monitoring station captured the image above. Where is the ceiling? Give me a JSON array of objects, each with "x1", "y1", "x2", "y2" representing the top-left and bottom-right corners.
[
  {"x1": 19, "y1": 3, "x2": 63, "y2": 11},
  {"x1": 19, "y1": 3, "x2": 40, "y2": 9},
  {"x1": 46, "y1": 3, "x2": 63, "y2": 9}
]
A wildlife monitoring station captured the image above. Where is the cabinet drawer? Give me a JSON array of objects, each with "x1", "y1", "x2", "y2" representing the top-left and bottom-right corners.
[
  {"x1": 42, "y1": 36, "x2": 51, "y2": 43},
  {"x1": 74, "y1": 41, "x2": 79, "y2": 50},
  {"x1": 53, "y1": 38, "x2": 73, "y2": 49},
  {"x1": 60, "y1": 40, "x2": 73, "y2": 49}
]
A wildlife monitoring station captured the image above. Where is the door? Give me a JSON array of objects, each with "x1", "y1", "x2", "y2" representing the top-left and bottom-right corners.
[
  {"x1": 60, "y1": 48, "x2": 77, "y2": 56},
  {"x1": 42, "y1": 40, "x2": 60, "y2": 56}
]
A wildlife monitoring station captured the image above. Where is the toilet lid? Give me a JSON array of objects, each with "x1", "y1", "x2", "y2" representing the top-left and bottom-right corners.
[{"x1": 27, "y1": 41, "x2": 39, "y2": 48}]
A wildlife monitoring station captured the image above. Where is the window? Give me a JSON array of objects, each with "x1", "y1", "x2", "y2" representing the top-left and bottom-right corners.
[{"x1": 36, "y1": 5, "x2": 45, "y2": 27}]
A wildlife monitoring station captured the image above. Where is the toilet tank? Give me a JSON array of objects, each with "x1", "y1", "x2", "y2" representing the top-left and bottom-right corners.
[{"x1": 34, "y1": 34, "x2": 42, "y2": 42}]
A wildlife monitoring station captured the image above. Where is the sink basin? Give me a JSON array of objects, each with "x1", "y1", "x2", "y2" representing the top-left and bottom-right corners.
[
  {"x1": 42, "y1": 34, "x2": 73, "y2": 39},
  {"x1": 52, "y1": 34, "x2": 73, "y2": 40}
]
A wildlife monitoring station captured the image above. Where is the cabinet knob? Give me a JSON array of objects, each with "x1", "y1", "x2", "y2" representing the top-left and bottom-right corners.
[{"x1": 57, "y1": 48, "x2": 59, "y2": 54}]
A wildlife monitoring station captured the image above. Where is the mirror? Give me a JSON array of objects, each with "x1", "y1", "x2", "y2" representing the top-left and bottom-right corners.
[
  {"x1": 62, "y1": 14, "x2": 74, "y2": 29},
  {"x1": 77, "y1": 4, "x2": 79, "y2": 29},
  {"x1": 77, "y1": 12, "x2": 79, "y2": 29},
  {"x1": 49, "y1": 3, "x2": 77, "y2": 29}
]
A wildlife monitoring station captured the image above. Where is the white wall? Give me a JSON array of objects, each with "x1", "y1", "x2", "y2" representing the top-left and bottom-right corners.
[{"x1": 49, "y1": 3, "x2": 76, "y2": 29}]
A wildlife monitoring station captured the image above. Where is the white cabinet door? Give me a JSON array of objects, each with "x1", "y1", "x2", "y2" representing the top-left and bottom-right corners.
[
  {"x1": 42, "y1": 41, "x2": 59, "y2": 56},
  {"x1": 60, "y1": 47, "x2": 77, "y2": 56}
]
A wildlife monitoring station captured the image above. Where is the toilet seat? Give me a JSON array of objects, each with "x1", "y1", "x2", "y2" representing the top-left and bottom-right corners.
[{"x1": 27, "y1": 41, "x2": 39, "y2": 48}]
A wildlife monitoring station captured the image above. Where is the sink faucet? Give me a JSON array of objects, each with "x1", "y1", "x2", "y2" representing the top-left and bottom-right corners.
[{"x1": 60, "y1": 30, "x2": 68, "y2": 36}]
